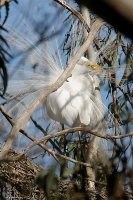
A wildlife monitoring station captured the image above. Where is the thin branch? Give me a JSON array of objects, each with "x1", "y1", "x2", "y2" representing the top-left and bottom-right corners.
[
  {"x1": 31, "y1": 117, "x2": 63, "y2": 154},
  {"x1": 111, "y1": 67, "x2": 119, "y2": 134},
  {"x1": 80, "y1": 5, "x2": 100, "y2": 189},
  {"x1": 7, "y1": 147, "x2": 93, "y2": 167},
  {"x1": 94, "y1": 38, "x2": 112, "y2": 65},
  {"x1": 0, "y1": 0, "x2": 12, "y2": 8},
  {"x1": 116, "y1": 85, "x2": 133, "y2": 108},
  {"x1": 80, "y1": 5, "x2": 96, "y2": 62},
  {"x1": 0, "y1": 19, "x2": 104, "y2": 161},
  {"x1": 19, "y1": 128, "x2": 133, "y2": 156},
  {"x1": 54, "y1": 0, "x2": 90, "y2": 32}
]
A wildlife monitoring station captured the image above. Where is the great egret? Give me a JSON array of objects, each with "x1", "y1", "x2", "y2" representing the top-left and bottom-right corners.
[
  {"x1": 45, "y1": 56, "x2": 102, "y2": 128},
  {"x1": 0, "y1": 23, "x2": 117, "y2": 140},
  {"x1": 2, "y1": 53, "x2": 110, "y2": 132},
  {"x1": 0, "y1": 20, "x2": 118, "y2": 171},
  {"x1": 0, "y1": 19, "x2": 120, "y2": 194}
]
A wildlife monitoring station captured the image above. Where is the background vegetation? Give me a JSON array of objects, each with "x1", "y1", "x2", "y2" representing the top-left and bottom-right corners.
[{"x1": 0, "y1": 0, "x2": 133, "y2": 199}]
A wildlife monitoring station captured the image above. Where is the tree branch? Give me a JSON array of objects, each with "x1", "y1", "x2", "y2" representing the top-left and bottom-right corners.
[
  {"x1": 116, "y1": 85, "x2": 133, "y2": 108},
  {"x1": 31, "y1": 117, "x2": 63, "y2": 154},
  {"x1": 54, "y1": 0, "x2": 90, "y2": 32},
  {"x1": 8, "y1": 126, "x2": 133, "y2": 157},
  {"x1": 0, "y1": 0, "x2": 12, "y2": 8}
]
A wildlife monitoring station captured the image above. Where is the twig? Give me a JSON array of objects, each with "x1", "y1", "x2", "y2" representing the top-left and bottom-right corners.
[
  {"x1": 17, "y1": 128, "x2": 102, "y2": 157},
  {"x1": 13, "y1": 148, "x2": 92, "y2": 167},
  {"x1": 55, "y1": 0, "x2": 90, "y2": 32},
  {"x1": 94, "y1": 38, "x2": 112, "y2": 65},
  {"x1": 111, "y1": 63, "x2": 122, "y2": 133},
  {"x1": 12, "y1": 127, "x2": 133, "y2": 156},
  {"x1": 0, "y1": 0, "x2": 12, "y2": 8},
  {"x1": 31, "y1": 117, "x2": 63, "y2": 154},
  {"x1": 116, "y1": 85, "x2": 133, "y2": 108}
]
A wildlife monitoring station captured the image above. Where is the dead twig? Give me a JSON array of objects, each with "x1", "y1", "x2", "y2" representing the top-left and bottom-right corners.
[
  {"x1": 0, "y1": 0, "x2": 12, "y2": 8},
  {"x1": 55, "y1": 0, "x2": 90, "y2": 32}
]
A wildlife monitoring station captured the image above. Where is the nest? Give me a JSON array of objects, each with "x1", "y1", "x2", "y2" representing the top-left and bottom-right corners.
[
  {"x1": 0, "y1": 149, "x2": 107, "y2": 200},
  {"x1": 0, "y1": 149, "x2": 46, "y2": 199}
]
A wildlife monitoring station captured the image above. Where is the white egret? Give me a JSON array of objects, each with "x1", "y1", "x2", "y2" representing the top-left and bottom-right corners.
[
  {"x1": 0, "y1": 20, "x2": 119, "y2": 192},
  {"x1": 2, "y1": 52, "x2": 109, "y2": 133},
  {"x1": 45, "y1": 56, "x2": 102, "y2": 128},
  {"x1": 0, "y1": 23, "x2": 117, "y2": 147},
  {"x1": 0, "y1": 3, "x2": 130, "y2": 198}
]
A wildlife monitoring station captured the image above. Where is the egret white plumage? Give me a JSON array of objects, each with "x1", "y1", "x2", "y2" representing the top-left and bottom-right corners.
[
  {"x1": 2, "y1": 54, "x2": 107, "y2": 130},
  {"x1": 0, "y1": 18, "x2": 122, "y2": 193},
  {"x1": 0, "y1": 24, "x2": 117, "y2": 136},
  {"x1": 45, "y1": 56, "x2": 101, "y2": 128},
  {"x1": 0, "y1": 17, "x2": 119, "y2": 169}
]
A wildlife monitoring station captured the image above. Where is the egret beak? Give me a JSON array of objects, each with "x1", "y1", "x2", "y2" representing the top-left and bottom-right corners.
[
  {"x1": 84, "y1": 60, "x2": 94, "y2": 66},
  {"x1": 84, "y1": 60, "x2": 116, "y2": 81},
  {"x1": 84, "y1": 60, "x2": 103, "y2": 70}
]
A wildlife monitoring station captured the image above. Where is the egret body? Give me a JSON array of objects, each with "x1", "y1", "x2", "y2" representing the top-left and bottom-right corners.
[{"x1": 45, "y1": 57, "x2": 101, "y2": 128}]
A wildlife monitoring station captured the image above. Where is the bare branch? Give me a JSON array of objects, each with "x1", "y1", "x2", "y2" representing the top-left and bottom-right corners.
[
  {"x1": 31, "y1": 117, "x2": 63, "y2": 154},
  {"x1": 10, "y1": 147, "x2": 93, "y2": 168},
  {"x1": 9, "y1": 126, "x2": 133, "y2": 157},
  {"x1": 0, "y1": 0, "x2": 12, "y2": 8},
  {"x1": 55, "y1": 0, "x2": 90, "y2": 32},
  {"x1": 116, "y1": 85, "x2": 133, "y2": 108},
  {"x1": 80, "y1": 5, "x2": 96, "y2": 62},
  {"x1": 80, "y1": 5, "x2": 101, "y2": 190}
]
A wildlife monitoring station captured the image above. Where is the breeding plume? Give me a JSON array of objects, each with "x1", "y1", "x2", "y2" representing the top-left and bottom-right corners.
[{"x1": 0, "y1": 22, "x2": 117, "y2": 135}]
